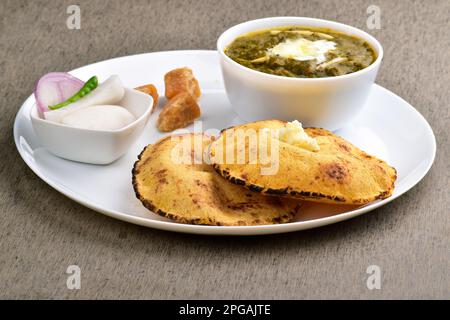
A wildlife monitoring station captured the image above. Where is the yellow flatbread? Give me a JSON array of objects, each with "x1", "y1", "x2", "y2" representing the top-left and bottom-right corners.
[
  {"x1": 132, "y1": 133, "x2": 300, "y2": 225},
  {"x1": 210, "y1": 120, "x2": 396, "y2": 205}
]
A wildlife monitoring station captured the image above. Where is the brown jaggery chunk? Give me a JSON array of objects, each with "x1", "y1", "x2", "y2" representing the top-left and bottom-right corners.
[
  {"x1": 135, "y1": 84, "x2": 159, "y2": 113},
  {"x1": 164, "y1": 67, "x2": 201, "y2": 100},
  {"x1": 157, "y1": 92, "x2": 201, "y2": 132}
]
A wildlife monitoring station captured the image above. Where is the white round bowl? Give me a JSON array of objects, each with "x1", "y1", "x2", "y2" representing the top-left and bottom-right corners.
[
  {"x1": 217, "y1": 17, "x2": 383, "y2": 131},
  {"x1": 30, "y1": 88, "x2": 153, "y2": 164}
]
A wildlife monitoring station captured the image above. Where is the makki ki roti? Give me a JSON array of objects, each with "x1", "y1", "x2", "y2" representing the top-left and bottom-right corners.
[
  {"x1": 132, "y1": 133, "x2": 300, "y2": 226},
  {"x1": 209, "y1": 120, "x2": 397, "y2": 205}
]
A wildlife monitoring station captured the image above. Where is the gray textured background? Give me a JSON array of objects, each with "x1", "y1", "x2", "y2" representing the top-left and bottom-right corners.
[{"x1": 1, "y1": 0, "x2": 449, "y2": 299}]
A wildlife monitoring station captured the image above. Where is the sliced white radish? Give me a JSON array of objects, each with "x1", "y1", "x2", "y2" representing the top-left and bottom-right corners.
[
  {"x1": 44, "y1": 75, "x2": 125, "y2": 122},
  {"x1": 60, "y1": 105, "x2": 135, "y2": 131}
]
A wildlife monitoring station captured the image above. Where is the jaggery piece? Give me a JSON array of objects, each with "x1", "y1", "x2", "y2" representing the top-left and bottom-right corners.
[
  {"x1": 135, "y1": 84, "x2": 159, "y2": 113},
  {"x1": 157, "y1": 92, "x2": 201, "y2": 132},
  {"x1": 164, "y1": 67, "x2": 201, "y2": 100}
]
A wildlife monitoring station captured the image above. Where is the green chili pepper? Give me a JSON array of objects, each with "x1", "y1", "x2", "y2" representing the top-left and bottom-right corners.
[{"x1": 48, "y1": 76, "x2": 98, "y2": 110}]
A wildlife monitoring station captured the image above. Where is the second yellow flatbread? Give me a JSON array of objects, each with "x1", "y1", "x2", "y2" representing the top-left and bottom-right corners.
[{"x1": 209, "y1": 120, "x2": 396, "y2": 205}]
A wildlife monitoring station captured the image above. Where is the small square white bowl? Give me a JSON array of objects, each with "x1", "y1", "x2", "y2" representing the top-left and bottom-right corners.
[{"x1": 30, "y1": 88, "x2": 153, "y2": 164}]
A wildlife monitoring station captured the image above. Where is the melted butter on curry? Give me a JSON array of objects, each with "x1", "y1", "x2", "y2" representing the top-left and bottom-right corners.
[{"x1": 268, "y1": 37, "x2": 336, "y2": 64}]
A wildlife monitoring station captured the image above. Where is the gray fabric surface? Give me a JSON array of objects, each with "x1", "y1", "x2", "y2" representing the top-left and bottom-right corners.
[{"x1": 0, "y1": 0, "x2": 448, "y2": 299}]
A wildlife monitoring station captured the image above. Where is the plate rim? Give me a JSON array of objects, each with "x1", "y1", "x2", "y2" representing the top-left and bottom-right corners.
[{"x1": 13, "y1": 50, "x2": 437, "y2": 235}]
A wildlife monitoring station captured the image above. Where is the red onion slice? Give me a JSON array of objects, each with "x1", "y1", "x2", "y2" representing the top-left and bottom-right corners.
[{"x1": 34, "y1": 72, "x2": 84, "y2": 114}]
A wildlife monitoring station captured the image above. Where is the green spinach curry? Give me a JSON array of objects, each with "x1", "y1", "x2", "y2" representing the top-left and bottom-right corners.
[{"x1": 225, "y1": 26, "x2": 377, "y2": 78}]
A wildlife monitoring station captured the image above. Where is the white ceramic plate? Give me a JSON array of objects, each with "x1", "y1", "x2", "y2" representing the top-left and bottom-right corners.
[{"x1": 14, "y1": 50, "x2": 436, "y2": 235}]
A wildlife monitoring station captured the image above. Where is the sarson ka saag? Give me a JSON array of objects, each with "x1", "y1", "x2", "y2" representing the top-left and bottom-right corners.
[{"x1": 224, "y1": 26, "x2": 377, "y2": 78}]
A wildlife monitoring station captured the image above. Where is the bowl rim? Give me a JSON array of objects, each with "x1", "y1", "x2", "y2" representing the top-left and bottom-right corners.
[
  {"x1": 30, "y1": 87, "x2": 153, "y2": 134},
  {"x1": 217, "y1": 16, "x2": 383, "y2": 82}
]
